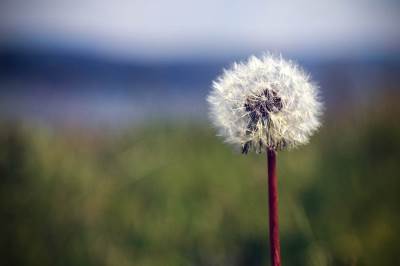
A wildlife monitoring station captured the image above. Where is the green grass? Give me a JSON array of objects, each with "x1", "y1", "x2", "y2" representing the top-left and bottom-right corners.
[{"x1": 0, "y1": 105, "x2": 399, "y2": 266}]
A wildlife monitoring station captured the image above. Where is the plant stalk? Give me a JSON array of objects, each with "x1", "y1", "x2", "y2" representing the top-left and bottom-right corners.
[{"x1": 267, "y1": 148, "x2": 281, "y2": 266}]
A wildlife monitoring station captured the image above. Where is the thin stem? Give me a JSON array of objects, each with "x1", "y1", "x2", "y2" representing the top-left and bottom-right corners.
[{"x1": 267, "y1": 148, "x2": 281, "y2": 266}]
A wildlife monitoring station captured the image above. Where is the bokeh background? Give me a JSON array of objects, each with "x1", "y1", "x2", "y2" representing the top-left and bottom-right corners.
[{"x1": 1, "y1": 1, "x2": 399, "y2": 265}]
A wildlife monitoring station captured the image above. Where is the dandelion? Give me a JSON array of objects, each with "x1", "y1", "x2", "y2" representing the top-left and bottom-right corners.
[{"x1": 207, "y1": 54, "x2": 323, "y2": 266}]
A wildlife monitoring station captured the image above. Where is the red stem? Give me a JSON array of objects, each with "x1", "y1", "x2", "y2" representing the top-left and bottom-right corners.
[{"x1": 267, "y1": 148, "x2": 281, "y2": 266}]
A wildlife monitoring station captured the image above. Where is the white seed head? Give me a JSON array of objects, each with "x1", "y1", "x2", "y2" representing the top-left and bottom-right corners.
[{"x1": 207, "y1": 54, "x2": 323, "y2": 153}]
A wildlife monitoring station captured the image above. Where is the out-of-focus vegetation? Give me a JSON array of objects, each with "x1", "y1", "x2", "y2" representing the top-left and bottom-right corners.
[{"x1": 1, "y1": 99, "x2": 399, "y2": 266}]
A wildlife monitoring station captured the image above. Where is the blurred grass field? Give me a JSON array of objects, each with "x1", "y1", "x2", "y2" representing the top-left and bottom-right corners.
[{"x1": 1, "y1": 98, "x2": 399, "y2": 266}]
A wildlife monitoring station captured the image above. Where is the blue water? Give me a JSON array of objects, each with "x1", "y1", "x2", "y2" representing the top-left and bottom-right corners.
[{"x1": 1, "y1": 48, "x2": 399, "y2": 128}]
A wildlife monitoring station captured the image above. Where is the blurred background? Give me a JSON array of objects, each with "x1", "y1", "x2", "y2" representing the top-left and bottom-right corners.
[{"x1": 0, "y1": 0, "x2": 399, "y2": 265}]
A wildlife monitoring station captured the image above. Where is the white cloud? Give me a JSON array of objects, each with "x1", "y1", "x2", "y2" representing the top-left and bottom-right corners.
[{"x1": 1, "y1": 0, "x2": 399, "y2": 59}]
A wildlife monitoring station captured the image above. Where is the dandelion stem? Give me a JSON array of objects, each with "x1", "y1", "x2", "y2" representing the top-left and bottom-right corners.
[{"x1": 267, "y1": 148, "x2": 281, "y2": 266}]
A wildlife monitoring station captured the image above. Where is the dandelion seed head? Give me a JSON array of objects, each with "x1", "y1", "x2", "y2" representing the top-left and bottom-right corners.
[{"x1": 207, "y1": 53, "x2": 323, "y2": 153}]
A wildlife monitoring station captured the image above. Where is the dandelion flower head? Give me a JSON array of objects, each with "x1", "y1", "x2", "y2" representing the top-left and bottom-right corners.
[{"x1": 207, "y1": 54, "x2": 323, "y2": 153}]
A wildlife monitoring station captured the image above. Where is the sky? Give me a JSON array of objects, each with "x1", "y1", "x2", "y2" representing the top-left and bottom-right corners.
[{"x1": 0, "y1": 0, "x2": 399, "y2": 60}]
